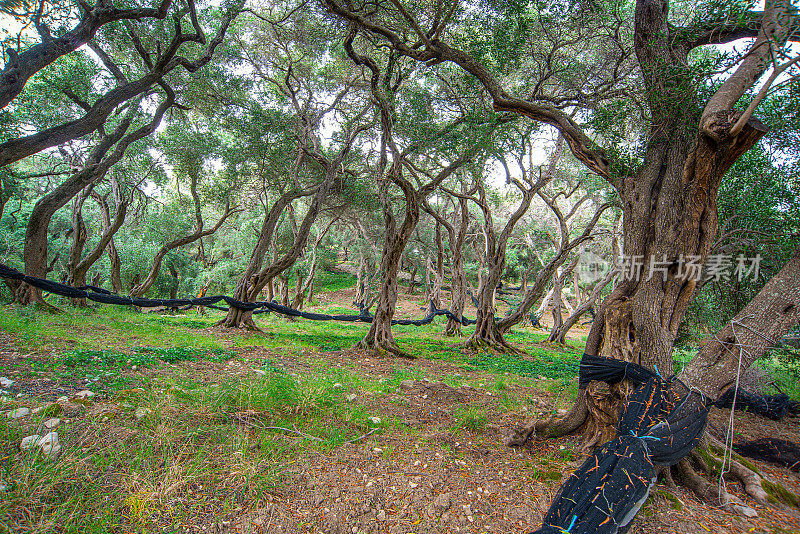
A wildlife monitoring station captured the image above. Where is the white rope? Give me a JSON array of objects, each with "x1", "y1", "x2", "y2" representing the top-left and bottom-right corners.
[{"x1": 716, "y1": 317, "x2": 750, "y2": 505}]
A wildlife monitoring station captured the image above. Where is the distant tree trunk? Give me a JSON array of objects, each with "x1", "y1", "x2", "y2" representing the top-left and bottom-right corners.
[
  {"x1": 425, "y1": 191, "x2": 471, "y2": 336},
  {"x1": 356, "y1": 181, "x2": 419, "y2": 357},
  {"x1": 496, "y1": 195, "x2": 611, "y2": 335},
  {"x1": 130, "y1": 170, "x2": 236, "y2": 298},
  {"x1": 66, "y1": 187, "x2": 91, "y2": 305},
  {"x1": 455, "y1": 175, "x2": 538, "y2": 352},
  {"x1": 69, "y1": 179, "x2": 129, "y2": 304},
  {"x1": 549, "y1": 267, "x2": 617, "y2": 344},
  {"x1": 430, "y1": 222, "x2": 444, "y2": 309},
  {"x1": 108, "y1": 239, "x2": 122, "y2": 293},
  {"x1": 168, "y1": 263, "x2": 179, "y2": 300},
  {"x1": 550, "y1": 266, "x2": 565, "y2": 335},
  {"x1": 221, "y1": 157, "x2": 342, "y2": 328},
  {"x1": 18, "y1": 92, "x2": 168, "y2": 305},
  {"x1": 406, "y1": 263, "x2": 417, "y2": 294}
]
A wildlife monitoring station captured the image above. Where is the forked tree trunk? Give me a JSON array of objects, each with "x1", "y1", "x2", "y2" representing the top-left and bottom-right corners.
[
  {"x1": 18, "y1": 93, "x2": 167, "y2": 306},
  {"x1": 549, "y1": 266, "x2": 617, "y2": 344},
  {"x1": 459, "y1": 175, "x2": 539, "y2": 352},
  {"x1": 423, "y1": 189, "x2": 472, "y2": 336},
  {"x1": 69, "y1": 183, "x2": 129, "y2": 304}
]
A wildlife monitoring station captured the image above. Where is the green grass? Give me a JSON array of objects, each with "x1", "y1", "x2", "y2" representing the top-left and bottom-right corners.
[{"x1": 312, "y1": 270, "x2": 356, "y2": 292}]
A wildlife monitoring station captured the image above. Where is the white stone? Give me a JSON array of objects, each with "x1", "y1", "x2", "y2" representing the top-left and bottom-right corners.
[
  {"x1": 368, "y1": 416, "x2": 381, "y2": 425},
  {"x1": 731, "y1": 504, "x2": 758, "y2": 518},
  {"x1": 376, "y1": 510, "x2": 386, "y2": 521},
  {"x1": 43, "y1": 418, "x2": 60, "y2": 429},
  {"x1": 0, "y1": 377, "x2": 12, "y2": 388},
  {"x1": 38, "y1": 432, "x2": 59, "y2": 458},
  {"x1": 253, "y1": 369, "x2": 266, "y2": 376},
  {"x1": 57, "y1": 396, "x2": 68, "y2": 403},
  {"x1": 346, "y1": 394, "x2": 358, "y2": 402},
  {"x1": 332, "y1": 383, "x2": 343, "y2": 389},
  {"x1": 74, "y1": 390, "x2": 95, "y2": 399},
  {"x1": 20, "y1": 435, "x2": 41, "y2": 450},
  {"x1": 131, "y1": 365, "x2": 138, "y2": 371},
  {"x1": 135, "y1": 407, "x2": 151, "y2": 421},
  {"x1": 7, "y1": 407, "x2": 30, "y2": 419}
]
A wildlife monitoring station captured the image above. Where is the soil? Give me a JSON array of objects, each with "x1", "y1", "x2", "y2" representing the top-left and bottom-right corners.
[{"x1": 2, "y1": 294, "x2": 799, "y2": 534}]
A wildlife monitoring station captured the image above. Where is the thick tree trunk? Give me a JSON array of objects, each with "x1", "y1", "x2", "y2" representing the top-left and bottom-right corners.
[
  {"x1": 510, "y1": 116, "x2": 769, "y2": 450},
  {"x1": 356, "y1": 196, "x2": 419, "y2": 357}
]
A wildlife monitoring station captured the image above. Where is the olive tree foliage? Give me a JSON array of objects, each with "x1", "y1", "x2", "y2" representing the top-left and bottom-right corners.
[
  {"x1": 195, "y1": 1, "x2": 378, "y2": 329},
  {"x1": 325, "y1": 0, "x2": 800, "y2": 501},
  {"x1": 1, "y1": 0, "x2": 244, "y2": 303}
]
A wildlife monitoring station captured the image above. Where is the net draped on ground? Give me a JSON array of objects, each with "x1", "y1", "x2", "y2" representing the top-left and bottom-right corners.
[
  {"x1": 0, "y1": 263, "x2": 476, "y2": 326},
  {"x1": 530, "y1": 355, "x2": 713, "y2": 534},
  {"x1": 734, "y1": 437, "x2": 800, "y2": 472}
]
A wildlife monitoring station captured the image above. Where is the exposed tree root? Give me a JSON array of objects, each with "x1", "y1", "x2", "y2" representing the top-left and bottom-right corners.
[
  {"x1": 444, "y1": 320, "x2": 462, "y2": 337},
  {"x1": 463, "y1": 335, "x2": 521, "y2": 354},
  {"x1": 12, "y1": 285, "x2": 63, "y2": 313},
  {"x1": 353, "y1": 339, "x2": 417, "y2": 359},
  {"x1": 215, "y1": 309, "x2": 262, "y2": 331},
  {"x1": 505, "y1": 390, "x2": 589, "y2": 446},
  {"x1": 506, "y1": 389, "x2": 800, "y2": 510}
]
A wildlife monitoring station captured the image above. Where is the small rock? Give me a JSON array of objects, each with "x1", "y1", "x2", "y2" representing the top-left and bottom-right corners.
[
  {"x1": 74, "y1": 390, "x2": 95, "y2": 400},
  {"x1": 399, "y1": 380, "x2": 414, "y2": 389},
  {"x1": 253, "y1": 369, "x2": 266, "y2": 376},
  {"x1": 20, "y1": 435, "x2": 41, "y2": 450},
  {"x1": 135, "y1": 407, "x2": 152, "y2": 421},
  {"x1": 376, "y1": 510, "x2": 386, "y2": 521},
  {"x1": 332, "y1": 383, "x2": 343, "y2": 389},
  {"x1": 7, "y1": 407, "x2": 30, "y2": 419},
  {"x1": 131, "y1": 365, "x2": 138, "y2": 371},
  {"x1": 557, "y1": 408, "x2": 568, "y2": 416},
  {"x1": 409, "y1": 482, "x2": 418, "y2": 488},
  {"x1": 57, "y1": 396, "x2": 68, "y2": 403},
  {"x1": 38, "y1": 432, "x2": 60, "y2": 459},
  {"x1": 433, "y1": 493, "x2": 452, "y2": 510},
  {"x1": 43, "y1": 418, "x2": 60, "y2": 429},
  {"x1": 0, "y1": 377, "x2": 12, "y2": 388},
  {"x1": 346, "y1": 393, "x2": 358, "y2": 402},
  {"x1": 368, "y1": 416, "x2": 381, "y2": 425},
  {"x1": 58, "y1": 401, "x2": 85, "y2": 418},
  {"x1": 731, "y1": 504, "x2": 758, "y2": 518}
]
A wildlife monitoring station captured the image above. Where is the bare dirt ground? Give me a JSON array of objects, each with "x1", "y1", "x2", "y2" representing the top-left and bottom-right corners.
[{"x1": 2, "y1": 291, "x2": 799, "y2": 534}]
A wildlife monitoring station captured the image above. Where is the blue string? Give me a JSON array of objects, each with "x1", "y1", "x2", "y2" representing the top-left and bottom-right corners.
[{"x1": 560, "y1": 515, "x2": 578, "y2": 532}]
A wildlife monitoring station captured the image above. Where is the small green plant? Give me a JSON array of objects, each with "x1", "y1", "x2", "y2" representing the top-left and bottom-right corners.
[{"x1": 451, "y1": 406, "x2": 487, "y2": 432}]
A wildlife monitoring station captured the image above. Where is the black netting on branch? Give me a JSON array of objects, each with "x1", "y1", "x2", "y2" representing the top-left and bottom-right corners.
[
  {"x1": 0, "y1": 263, "x2": 476, "y2": 326},
  {"x1": 578, "y1": 354, "x2": 660, "y2": 388},
  {"x1": 530, "y1": 370, "x2": 711, "y2": 533},
  {"x1": 715, "y1": 387, "x2": 800, "y2": 420}
]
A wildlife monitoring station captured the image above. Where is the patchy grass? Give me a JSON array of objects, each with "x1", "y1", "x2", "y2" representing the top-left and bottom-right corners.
[{"x1": 4, "y1": 302, "x2": 799, "y2": 533}]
